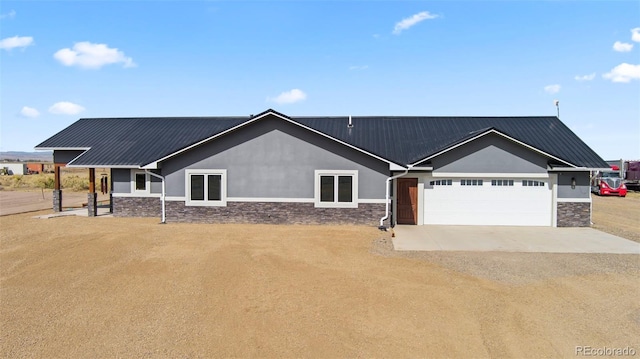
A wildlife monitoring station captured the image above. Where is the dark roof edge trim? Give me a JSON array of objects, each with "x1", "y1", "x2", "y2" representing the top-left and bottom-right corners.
[
  {"x1": 409, "y1": 128, "x2": 577, "y2": 168},
  {"x1": 142, "y1": 109, "x2": 403, "y2": 169}
]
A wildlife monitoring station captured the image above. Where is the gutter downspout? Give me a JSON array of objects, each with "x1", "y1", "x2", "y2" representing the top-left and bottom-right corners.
[
  {"x1": 145, "y1": 170, "x2": 166, "y2": 224},
  {"x1": 379, "y1": 165, "x2": 412, "y2": 230}
]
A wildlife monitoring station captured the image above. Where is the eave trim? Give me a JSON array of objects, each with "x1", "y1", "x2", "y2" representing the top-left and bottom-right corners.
[{"x1": 409, "y1": 129, "x2": 577, "y2": 168}]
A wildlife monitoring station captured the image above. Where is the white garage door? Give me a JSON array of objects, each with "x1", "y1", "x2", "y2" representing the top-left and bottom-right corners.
[{"x1": 423, "y1": 178, "x2": 552, "y2": 226}]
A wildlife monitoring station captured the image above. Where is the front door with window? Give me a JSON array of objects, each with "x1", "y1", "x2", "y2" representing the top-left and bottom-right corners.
[{"x1": 397, "y1": 178, "x2": 418, "y2": 225}]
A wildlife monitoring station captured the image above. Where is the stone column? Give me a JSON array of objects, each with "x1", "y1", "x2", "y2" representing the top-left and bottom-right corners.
[
  {"x1": 53, "y1": 164, "x2": 62, "y2": 212},
  {"x1": 87, "y1": 192, "x2": 98, "y2": 217},
  {"x1": 53, "y1": 189, "x2": 62, "y2": 212},
  {"x1": 88, "y1": 168, "x2": 97, "y2": 217}
]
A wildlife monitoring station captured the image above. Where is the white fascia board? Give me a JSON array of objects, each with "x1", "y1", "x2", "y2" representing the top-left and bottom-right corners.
[
  {"x1": 409, "y1": 129, "x2": 577, "y2": 168},
  {"x1": 409, "y1": 166, "x2": 433, "y2": 171},
  {"x1": 141, "y1": 162, "x2": 158, "y2": 169},
  {"x1": 34, "y1": 147, "x2": 90, "y2": 151},
  {"x1": 431, "y1": 172, "x2": 550, "y2": 178},
  {"x1": 389, "y1": 163, "x2": 407, "y2": 171},
  {"x1": 548, "y1": 167, "x2": 597, "y2": 172},
  {"x1": 66, "y1": 150, "x2": 140, "y2": 168},
  {"x1": 65, "y1": 164, "x2": 139, "y2": 168},
  {"x1": 66, "y1": 150, "x2": 92, "y2": 166},
  {"x1": 144, "y1": 110, "x2": 396, "y2": 168}
]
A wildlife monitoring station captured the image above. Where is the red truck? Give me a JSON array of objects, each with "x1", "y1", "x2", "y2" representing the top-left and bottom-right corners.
[{"x1": 591, "y1": 164, "x2": 630, "y2": 197}]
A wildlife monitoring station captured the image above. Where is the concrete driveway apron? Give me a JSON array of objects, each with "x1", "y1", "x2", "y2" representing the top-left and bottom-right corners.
[{"x1": 392, "y1": 225, "x2": 640, "y2": 254}]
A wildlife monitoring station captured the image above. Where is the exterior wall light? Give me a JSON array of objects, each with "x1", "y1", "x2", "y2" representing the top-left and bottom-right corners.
[{"x1": 571, "y1": 177, "x2": 576, "y2": 189}]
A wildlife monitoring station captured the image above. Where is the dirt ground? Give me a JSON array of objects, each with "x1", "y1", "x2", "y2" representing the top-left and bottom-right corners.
[
  {"x1": 1, "y1": 212, "x2": 639, "y2": 358},
  {"x1": 0, "y1": 190, "x2": 110, "y2": 216},
  {"x1": 592, "y1": 191, "x2": 640, "y2": 242}
]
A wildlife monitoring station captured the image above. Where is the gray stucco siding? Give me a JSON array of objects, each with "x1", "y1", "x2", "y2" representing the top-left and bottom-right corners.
[
  {"x1": 160, "y1": 116, "x2": 389, "y2": 199},
  {"x1": 427, "y1": 134, "x2": 549, "y2": 173},
  {"x1": 111, "y1": 169, "x2": 162, "y2": 194},
  {"x1": 112, "y1": 169, "x2": 131, "y2": 193},
  {"x1": 53, "y1": 150, "x2": 85, "y2": 164},
  {"x1": 557, "y1": 171, "x2": 590, "y2": 198},
  {"x1": 150, "y1": 175, "x2": 162, "y2": 194}
]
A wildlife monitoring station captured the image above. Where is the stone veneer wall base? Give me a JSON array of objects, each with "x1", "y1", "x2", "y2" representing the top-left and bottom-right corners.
[
  {"x1": 113, "y1": 197, "x2": 385, "y2": 226},
  {"x1": 557, "y1": 202, "x2": 591, "y2": 227}
]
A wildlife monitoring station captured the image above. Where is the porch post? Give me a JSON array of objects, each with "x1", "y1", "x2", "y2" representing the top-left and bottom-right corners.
[
  {"x1": 109, "y1": 168, "x2": 113, "y2": 213},
  {"x1": 53, "y1": 163, "x2": 63, "y2": 212},
  {"x1": 88, "y1": 168, "x2": 97, "y2": 217}
]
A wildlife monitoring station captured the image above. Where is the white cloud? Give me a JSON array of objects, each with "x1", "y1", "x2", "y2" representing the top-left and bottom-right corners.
[
  {"x1": 544, "y1": 84, "x2": 561, "y2": 94},
  {"x1": 393, "y1": 11, "x2": 438, "y2": 35},
  {"x1": 631, "y1": 28, "x2": 640, "y2": 43},
  {"x1": 602, "y1": 63, "x2": 640, "y2": 83},
  {"x1": 349, "y1": 65, "x2": 369, "y2": 71},
  {"x1": 0, "y1": 10, "x2": 16, "y2": 19},
  {"x1": 19, "y1": 106, "x2": 40, "y2": 118},
  {"x1": 49, "y1": 102, "x2": 85, "y2": 115},
  {"x1": 613, "y1": 41, "x2": 633, "y2": 52},
  {"x1": 53, "y1": 41, "x2": 136, "y2": 69},
  {"x1": 0, "y1": 36, "x2": 33, "y2": 50},
  {"x1": 268, "y1": 89, "x2": 307, "y2": 104},
  {"x1": 574, "y1": 73, "x2": 596, "y2": 81}
]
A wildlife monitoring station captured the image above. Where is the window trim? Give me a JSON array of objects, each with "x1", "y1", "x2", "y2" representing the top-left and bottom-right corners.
[
  {"x1": 185, "y1": 169, "x2": 227, "y2": 207},
  {"x1": 131, "y1": 170, "x2": 150, "y2": 194},
  {"x1": 314, "y1": 170, "x2": 358, "y2": 208}
]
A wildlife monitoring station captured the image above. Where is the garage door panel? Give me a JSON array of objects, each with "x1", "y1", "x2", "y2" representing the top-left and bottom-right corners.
[{"x1": 424, "y1": 178, "x2": 551, "y2": 226}]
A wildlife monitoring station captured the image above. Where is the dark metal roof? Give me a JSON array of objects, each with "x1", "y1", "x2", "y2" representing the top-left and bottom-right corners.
[
  {"x1": 291, "y1": 116, "x2": 607, "y2": 168},
  {"x1": 35, "y1": 110, "x2": 608, "y2": 168},
  {"x1": 35, "y1": 117, "x2": 248, "y2": 166}
]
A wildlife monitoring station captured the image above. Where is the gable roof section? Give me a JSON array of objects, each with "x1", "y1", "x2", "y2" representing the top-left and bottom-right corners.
[
  {"x1": 36, "y1": 110, "x2": 608, "y2": 169},
  {"x1": 412, "y1": 127, "x2": 576, "y2": 167},
  {"x1": 142, "y1": 109, "x2": 400, "y2": 169},
  {"x1": 35, "y1": 117, "x2": 249, "y2": 167},
  {"x1": 292, "y1": 115, "x2": 607, "y2": 168}
]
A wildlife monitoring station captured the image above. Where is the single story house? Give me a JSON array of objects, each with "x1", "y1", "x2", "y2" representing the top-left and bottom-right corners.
[{"x1": 35, "y1": 109, "x2": 608, "y2": 227}]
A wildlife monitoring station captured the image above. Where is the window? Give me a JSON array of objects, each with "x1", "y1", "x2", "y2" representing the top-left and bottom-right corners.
[
  {"x1": 429, "y1": 179, "x2": 452, "y2": 186},
  {"x1": 523, "y1": 180, "x2": 545, "y2": 187},
  {"x1": 131, "y1": 171, "x2": 150, "y2": 193},
  {"x1": 315, "y1": 170, "x2": 358, "y2": 208},
  {"x1": 461, "y1": 179, "x2": 483, "y2": 186},
  {"x1": 185, "y1": 169, "x2": 226, "y2": 206},
  {"x1": 491, "y1": 179, "x2": 514, "y2": 186}
]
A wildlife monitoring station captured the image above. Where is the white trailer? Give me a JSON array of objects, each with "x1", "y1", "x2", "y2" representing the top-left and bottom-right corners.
[{"x1": 0, "y1": 163, "x2": 28, "y2": 175}]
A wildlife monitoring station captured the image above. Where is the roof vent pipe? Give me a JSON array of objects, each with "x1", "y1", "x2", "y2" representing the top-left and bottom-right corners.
[{"x1": 348, "y1": 115, "x2": 353, "y2": 128}]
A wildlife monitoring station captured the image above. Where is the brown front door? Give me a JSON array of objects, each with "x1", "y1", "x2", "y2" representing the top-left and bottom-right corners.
[{"x1": 397, "y1": 178, "x2": 418, "y2": 225}]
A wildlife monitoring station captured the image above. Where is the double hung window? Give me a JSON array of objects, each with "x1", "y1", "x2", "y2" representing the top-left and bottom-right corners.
[
  {"x1": 315, "y1": 170, "x2": 358, "y2": 208},
  {"x1": 186, "y1": 169, "x2": 226, "y2": 206}
]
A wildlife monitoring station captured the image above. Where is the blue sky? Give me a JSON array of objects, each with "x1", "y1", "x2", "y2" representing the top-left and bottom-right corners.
[{"x1": 1, "y1": 1, "x2": 639, "y2": 160}]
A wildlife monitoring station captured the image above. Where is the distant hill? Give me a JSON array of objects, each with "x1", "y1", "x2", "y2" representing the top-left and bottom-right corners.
[{"x1": 0, "y1": 151, "x2": 53, "y2": 162}]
